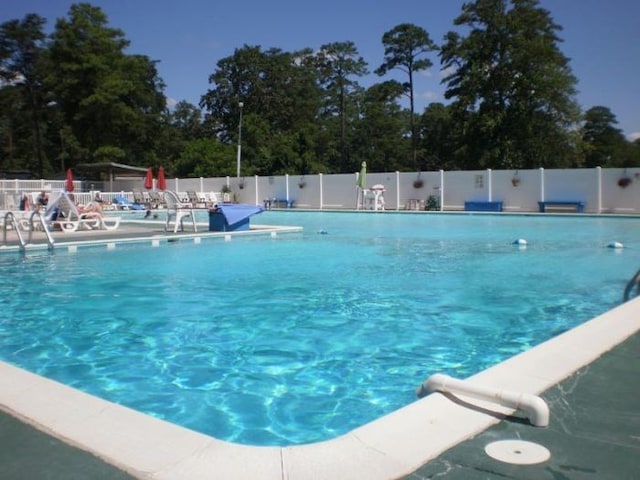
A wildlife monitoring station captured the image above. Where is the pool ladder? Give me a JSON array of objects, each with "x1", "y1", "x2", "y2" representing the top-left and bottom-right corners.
[
  {"x1": 2, "y1": 210, "x2": 55, "y2": 251},
  {"x1": 623, "y1": 268, "x2": 640, "y2": 302}
]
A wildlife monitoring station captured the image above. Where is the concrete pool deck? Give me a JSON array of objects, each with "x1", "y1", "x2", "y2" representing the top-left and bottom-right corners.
[{"x1": 1, "y1": 220, "x2": 639, "y2": 479}]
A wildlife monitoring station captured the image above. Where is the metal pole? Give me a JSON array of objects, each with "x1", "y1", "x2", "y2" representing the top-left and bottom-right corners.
[{"x1": 236, "y1": 102, "x2": 244, "y2": 178}]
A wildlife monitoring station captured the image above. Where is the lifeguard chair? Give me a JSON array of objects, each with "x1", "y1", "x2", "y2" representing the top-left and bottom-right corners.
[{"x1": 364, "y1": 184, "x2": 385, "y2": 211}]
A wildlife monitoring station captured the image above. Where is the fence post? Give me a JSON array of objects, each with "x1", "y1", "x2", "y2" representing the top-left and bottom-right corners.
[
  {"x1": 319, "y1": 173, "x2": 324, "y2": 210},
  {"x1": 395, "y1": 171, "x2": 400, "y2": 211},
  {"x1": 439, "y1": 170, "x2": 445, "y2": 211},
  {"x1": 596, "y1": 166, "x2": 602, "y2": 213},
  {"x1": 285, "y1": 174, "x2": 290, "y2": 203},
  {"x1": 254, "y1": 175, "x2": 259, "y2": 206}
]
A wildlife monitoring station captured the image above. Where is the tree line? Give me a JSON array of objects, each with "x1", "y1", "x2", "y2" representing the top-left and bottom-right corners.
[{"x1": 1, "y1": 0, "x2": 638, "y2": 180}]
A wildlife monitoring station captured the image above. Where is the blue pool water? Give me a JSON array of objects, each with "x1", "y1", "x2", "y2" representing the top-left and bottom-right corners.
[{"x1": 0, "y1": 212, "x2": 638, "y2": 446}]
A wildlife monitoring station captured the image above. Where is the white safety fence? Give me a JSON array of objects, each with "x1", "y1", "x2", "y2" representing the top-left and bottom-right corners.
[{"x1": 1, "y1": 167, "x2": 639, "y2": 214}]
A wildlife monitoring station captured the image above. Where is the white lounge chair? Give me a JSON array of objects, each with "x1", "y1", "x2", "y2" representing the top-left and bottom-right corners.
[
  {"x1": 186, "y1": 190, "x2": 210, "y2": 208},
  {"x1": 163, "y1": 190, "x2": 197, "y2": 233},
  {"x1": 45, "y1": 191, "x2": 121, "y2": 233}
]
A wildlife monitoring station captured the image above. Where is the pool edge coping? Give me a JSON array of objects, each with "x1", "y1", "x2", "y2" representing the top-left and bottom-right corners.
[{"x1": 1, "y1": 296, "x2": 639, "y2": 479}]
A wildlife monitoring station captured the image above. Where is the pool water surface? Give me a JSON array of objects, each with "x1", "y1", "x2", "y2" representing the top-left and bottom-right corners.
[{"x1": 0, "y1": 212, "x2": 637, "y2": 445}]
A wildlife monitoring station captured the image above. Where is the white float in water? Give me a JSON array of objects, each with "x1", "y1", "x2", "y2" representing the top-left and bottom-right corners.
[
  {"x1": 607, "y1": 241, "x2": 624, "y2": 249},
  {"x1": 512, "y1": 238, "x2": 527, "y2": 246}
]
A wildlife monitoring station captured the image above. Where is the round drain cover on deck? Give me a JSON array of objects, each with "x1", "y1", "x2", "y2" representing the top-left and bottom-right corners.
[{"x1": 485, "y1": 440, "x2": 550, "y2": 465}]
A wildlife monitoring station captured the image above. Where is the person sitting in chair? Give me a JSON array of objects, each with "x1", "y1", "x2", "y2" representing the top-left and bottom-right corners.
[
  {"x1": 19, "y1": 194, "x2": 30, "y2": 211},
  {"x1": 78, "y1": 201, "x2": 103, "y2": 216},
  {"x1": 36, "y1": 191, "x2": 48, "y2": 210}
]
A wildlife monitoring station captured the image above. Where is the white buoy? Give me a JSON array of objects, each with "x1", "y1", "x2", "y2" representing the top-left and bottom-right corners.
[
  {"x1": 607, "y1": 241, "x2": 624, "y2": 249},
  {"x1": 512, "y1": 238, "x2": 527, "y2": 246}
]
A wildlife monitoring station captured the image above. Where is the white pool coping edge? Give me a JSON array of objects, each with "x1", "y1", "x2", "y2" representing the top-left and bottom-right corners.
[{"x1": 2, "y1": 297, "x2": 639, "y2": 480}]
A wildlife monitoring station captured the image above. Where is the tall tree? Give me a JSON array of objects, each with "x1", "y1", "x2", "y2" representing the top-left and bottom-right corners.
[
  {"x1": 441, "y1": 0, "x2": 581, "y2": 168},
  {"x1": 352, "y1": 80, "x2": 409, "y2": 172},
  {"x1": 47, "y1": 3, "x2": 165, "y2": 166},
  {"x1": 315, "y1": 41, "x2": 368, "y2": 172},
  {"x1": 170, "y1": 101, "x2": 204, "y2": 141},
  {"x1": 0, "y1": 14, "x2": 49, "y2": 176},
  {"x1": 419, "y1": 103, "x2": 458, "y2": 171},
  {"x1": 375, "y1": 23, "x2": 438, "y2": 168},
  {"x1": 582, "y1": 106, "x2": 627, "y2": 167},
  {"x1": 201, "y1": 45, "x2": 321, "y2": 175}
]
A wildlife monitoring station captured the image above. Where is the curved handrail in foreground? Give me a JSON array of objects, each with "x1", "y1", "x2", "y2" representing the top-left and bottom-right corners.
[
  {"x1": 623, "y1": 269, "x2": 640, "y2": 302},
  {"x1": 416, "y1": 373, "x2": 550, "y2": 427},
  {"x1": 2, "y1": 211, "x2": 26, "y2": 249},
  {"x1": 27, "y1": 210, "x2": 55, "y2": 249}
]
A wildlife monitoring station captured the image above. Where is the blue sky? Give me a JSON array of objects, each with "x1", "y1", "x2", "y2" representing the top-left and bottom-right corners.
[{"x1": 2, "y1": 0, "x2": 639, "y2": 139}]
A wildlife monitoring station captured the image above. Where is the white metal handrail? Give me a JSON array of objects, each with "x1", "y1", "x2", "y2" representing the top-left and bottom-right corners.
[
  {"x1": 2, "y1": 211, "x2": 26, "y2": 249},
  {"x1": 623, "y1": 269, "x2": 640, "y2": 302},
  {"x1": 26, "y1": 210, "x2": 55, "y2": 249}
]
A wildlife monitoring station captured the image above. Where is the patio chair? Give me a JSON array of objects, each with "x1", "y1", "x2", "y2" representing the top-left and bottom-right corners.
[
  {"x1": 132, "y1": 189, "x2": 149, "y2": 209},
  {"x1": 112, "y1": 195, "x2": 146, "y2": 211},
  {"x1": 186, "y1": 190, "x2": 209, "y2": 208},
  {"x1": 163, "y1": 190, "x2": 197, "y2": 233},
  {"x1": 148, "y1": 191, "x2": 166, "y2": 209}
]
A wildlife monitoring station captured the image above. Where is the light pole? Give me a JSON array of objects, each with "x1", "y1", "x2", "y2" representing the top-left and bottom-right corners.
[{"x1": 236, "y1": 101, "x2": 244, "y2": 179}]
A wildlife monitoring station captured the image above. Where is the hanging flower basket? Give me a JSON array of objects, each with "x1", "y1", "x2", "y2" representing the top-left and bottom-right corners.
[
  {"x1": 298, "y1": 176, "x2": 306, "y2": 189},
  {"x1": 618, "y1": 176, "x2": 632, "y2": 188},
  {"x1": 511, "y1": 170, "x2": 521, "y2": 187},
  {"x1": 413, "y1": 178, "x2": 424, "y2": 189},
  {"x1": 221, "y1": 184, "x2": 231, "y2": 193}
]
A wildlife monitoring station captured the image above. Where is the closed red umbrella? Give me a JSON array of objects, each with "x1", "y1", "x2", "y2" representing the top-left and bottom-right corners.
[
  {"x1": 157, "y1": 166, "x2": 166, "y2": 191},
  {"x1": 65, "y1": 168, "x2": 75, "y2": 192},
  {"x1": 144, "y1": 167, "x2": 153, "y2": 190}
]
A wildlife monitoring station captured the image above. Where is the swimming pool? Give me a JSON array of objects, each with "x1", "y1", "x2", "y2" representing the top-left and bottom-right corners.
[{"x1": 0, "y1": 212, "x2": 637, "y2": 446}]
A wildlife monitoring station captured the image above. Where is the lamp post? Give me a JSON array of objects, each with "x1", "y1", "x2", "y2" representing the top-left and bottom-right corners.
[{"x1": 236, "y1": 101, "x2": 244, "y2": 179}]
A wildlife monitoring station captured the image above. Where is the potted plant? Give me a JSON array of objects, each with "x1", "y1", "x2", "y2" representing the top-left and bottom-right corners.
[
  {"x1": 618, "y1": 176, "x2": 632, "y2": 188},
  {"x1": 425, "y1": 195, "x2": 439, "y2": 211},
  {"x1": 617, "y1": 169, "x2": 632, "y2": 188}
]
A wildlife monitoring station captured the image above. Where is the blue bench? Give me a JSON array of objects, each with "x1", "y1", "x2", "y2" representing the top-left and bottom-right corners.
[
  {"x1": 538, "y1": 201, "x2": 584, "y2": 213},
  {"x1": 264, "y1": 198, "x2": 294, "y2": 209},
  {"x1": 464, "y1": 201, "x2": 503, "y2": 212}
]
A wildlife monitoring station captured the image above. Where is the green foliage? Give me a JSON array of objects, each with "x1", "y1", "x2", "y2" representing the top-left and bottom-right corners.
[
  {"x1": 0, "y1": 2, "x2": 637, "y2": 179},
  {"x1": 441, "y1": 0, "x2": 582, "y2": 169},
  {"x1": 0, "y1": 13, "x2": 50, "y2": 176},
  {"x1": 352, "y1": 81, "x2": 410, "y2": 172},
  {"x1": 582, "y1": 106, "x2": 629, "y2": 167},
  {"x1": 315, "y1": 41, "x2": 369, "y2": 171},
  {"x1": 173, "y1": 138, "x2": 235, "y2": 177},
  {"x1": 46, "y1": 4, "x2": 165, "y2": 167},
  {"x1": 93, "y1": 145, "x2": 125, "y2": 162},
  {"x1": 376, "y1": 23, "x2": 438, "y2": 167}
]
